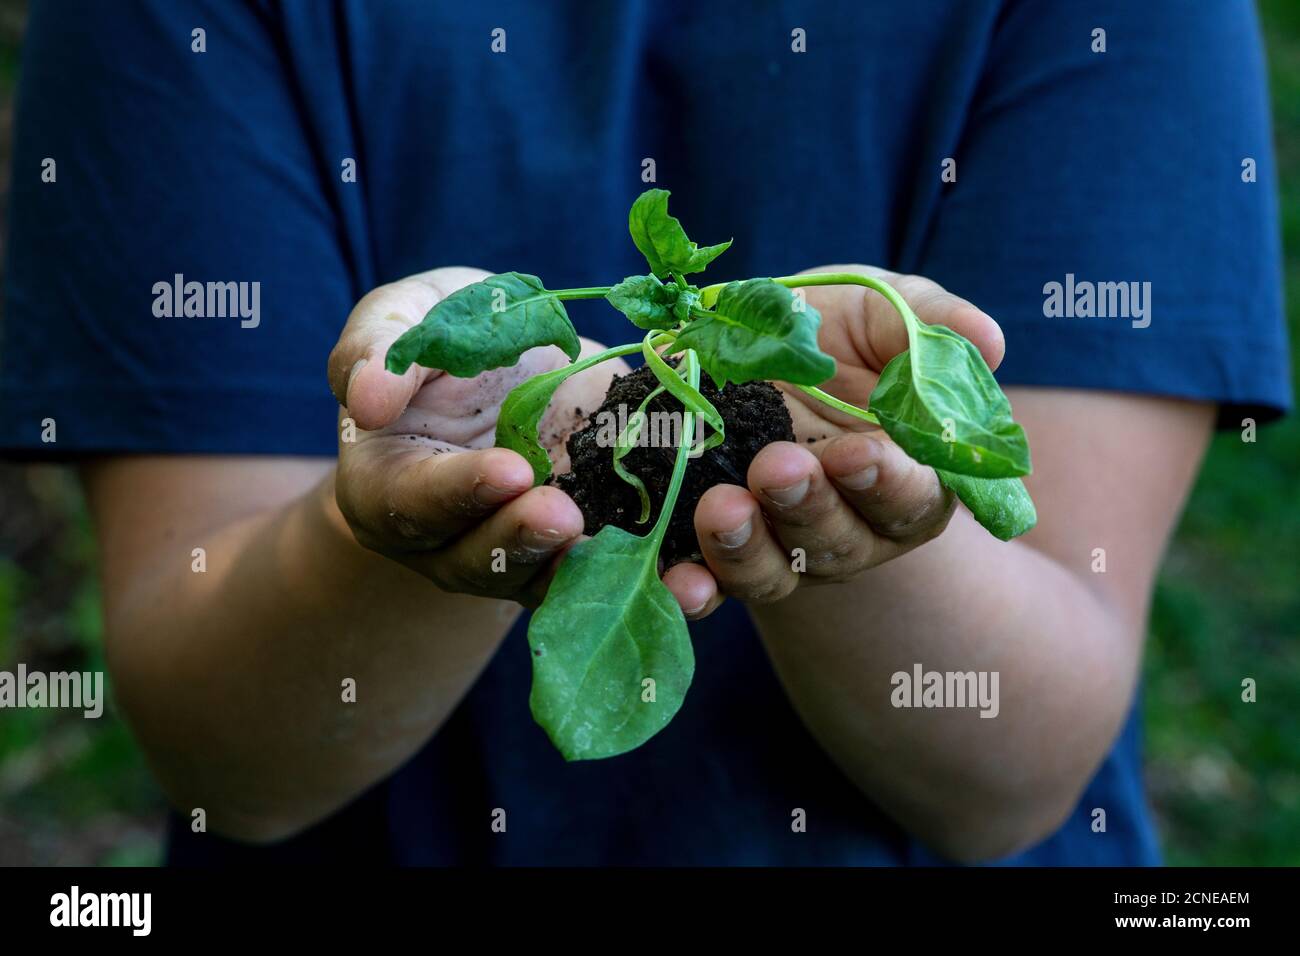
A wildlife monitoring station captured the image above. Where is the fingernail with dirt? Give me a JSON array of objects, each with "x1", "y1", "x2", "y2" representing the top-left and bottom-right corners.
[
  {"x1": 473, "y1": 479, "x2": 521, "y2": 506},
  {"x1": 713, "y1": 518, "x2": 752, "y2": 549},
  {"x1": 519, "y1": 527, "x2": 570, "y2": 554},
  {"x1": 835, "y1": 465, "x2": 879, "y2": 491},
  {"x1": 762, "y1": 478, "x2": 809, "y2": 507},
  {"x1": 683, "y1": 598, "x2": 708, "y2": 618},
  {"x1": 346, "y1": 358, "x2": 368, "y2": 402}
]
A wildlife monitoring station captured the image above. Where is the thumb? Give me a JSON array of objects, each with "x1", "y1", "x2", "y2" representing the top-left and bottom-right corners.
[{"x1": 328, "y1": 268, "x2": 490, "y2": 430}]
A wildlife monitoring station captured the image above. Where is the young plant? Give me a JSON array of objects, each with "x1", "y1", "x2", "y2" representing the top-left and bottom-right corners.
[{"x1": 385, "y1": 189, "x2": 1036, "y2": 760}]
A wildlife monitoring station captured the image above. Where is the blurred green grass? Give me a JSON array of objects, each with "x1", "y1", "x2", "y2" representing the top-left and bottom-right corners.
[
  {"x1": 0, "y1": 468, "x2": 163, "y2": 864},
  {"x1": 0, "y1": 1, "x2": 1297, "y2": 866}
]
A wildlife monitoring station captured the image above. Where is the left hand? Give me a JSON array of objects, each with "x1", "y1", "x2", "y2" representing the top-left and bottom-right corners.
[{"x1": 664, "y1": 264, "x2": 1007, "y2": 619}]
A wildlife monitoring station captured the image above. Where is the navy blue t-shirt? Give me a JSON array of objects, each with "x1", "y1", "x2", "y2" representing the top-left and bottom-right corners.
[{"x1": 2, "y1": 1, "x2": 1289, "y2": 865}]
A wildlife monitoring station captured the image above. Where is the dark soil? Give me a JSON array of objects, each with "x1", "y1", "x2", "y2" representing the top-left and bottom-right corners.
[{"x1": 556, "y1": 363, "x2": 794, "y2": 565}]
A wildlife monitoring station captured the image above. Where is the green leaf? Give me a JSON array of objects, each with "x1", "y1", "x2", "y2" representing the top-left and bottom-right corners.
[
  {"x1": 628, "y1": 189, "x2": 731, "y2": 278},
  {"x1": 606, "y1": 274, "x2": 677, "y2": 330},
  {"x1": 673, "y1": 278, "x2": 837, "y2": 388},
  {"x1": 529, "y1": 347, "x2": 703, "y2": 761},
  {"x1": 869, "y1": 324, "x2": 1030, "y2": 478},
  {"x1": 385, "y1": 272, "x2": 580, "y2": 377},
  {"x1": 938, "y1": 470, "x2": 1037, "y2": 541},
  {"x1": 495, "y1": 342, "x2": 641, "y2": 485},
  {"x1": 494, "y1": 365, "x2": 575, "y2": 485},
  {"x1": 642, "y1": 332, "x2": 725, "y2": 440},
  {"x1": 528, "y1": 525, "x2": 695, "y2": 761},
  {"x1": 673, "y1": 287, "x2": 699, "y2": 324}
]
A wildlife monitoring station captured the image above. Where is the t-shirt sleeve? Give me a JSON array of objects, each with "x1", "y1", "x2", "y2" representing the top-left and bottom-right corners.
[
  {"x1": 915, "y1": 0, "x2": 1291, "y2": 428},
  {"x1": 0, "y1": 0, "x2": 358, "y2": 456}
]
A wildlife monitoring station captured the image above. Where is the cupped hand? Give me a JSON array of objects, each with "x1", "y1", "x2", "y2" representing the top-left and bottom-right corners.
[
  {"x1": 327, "y1": 267, "x2": 633, "y2": 608},
  {"x1": 665, "y1": 265, "x2": 1008, "y2": 619}
]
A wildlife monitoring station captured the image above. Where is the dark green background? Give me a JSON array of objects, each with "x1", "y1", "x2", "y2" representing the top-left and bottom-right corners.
[{"x1": 0, "y1": 1, "x2": 1295, "y2": 865}]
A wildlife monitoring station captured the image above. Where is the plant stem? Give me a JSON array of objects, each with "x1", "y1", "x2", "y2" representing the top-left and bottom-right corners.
[
  {"x1": 614, "y1": 385, "x2": 666, "y2": 523},
  {"x1": 566, "y1": 340, "x2": 647, "y2": 369},
  {"x1": 769, "y1": 273, "x2": 921, "y2": 422},
  {"x1": 549, "y1": 286, "x2": 613, "y2": 300},
  {"x1": 771, "y1": 271, "x2": 932, "y2": 386},
  {"x1": 560, "y1": 333, "x2": 677, "y2": 375},
  {"x1": 794, "y1": 385, "x2": 879, "y2": 425},
  {"x1": 650, "y1": 348, "x2": 700, "y2": 544},
  {"x1": 700, "y1": 271, "x2": 925, "y2": 423},
  {"x1": 699, "y1": 272, "x2": 922, "y2": 335},
  {"x1": 769, "y1": 272, "x2": 922, "y2": 334}
]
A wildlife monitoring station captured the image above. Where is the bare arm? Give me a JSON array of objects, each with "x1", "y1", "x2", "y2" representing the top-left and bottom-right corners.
[
  {"x1": 670, "y1": 266, "x2": 1214, "y2": 860},
  {"x1": 83, "y1": 456, "x2": 517, "y2": 842},
  {"x1": 748, "y1": 389, "x2": 1212, "y2": 861},
  {"x1": 81, "y1": 268, "x2": 643, "y2": 842}
]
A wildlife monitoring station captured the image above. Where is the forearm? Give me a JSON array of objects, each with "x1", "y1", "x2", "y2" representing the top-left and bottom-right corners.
[
  {"x1": 751, "y1": 509, "x2": 1140, "y2": 861},
  {"x1": 97, "y1": 468, "x2": 519, "y2": 842}
]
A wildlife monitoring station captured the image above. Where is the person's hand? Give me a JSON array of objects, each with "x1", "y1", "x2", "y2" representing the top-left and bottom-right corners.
[
  {"x1": 327, "y1": 267, "x2": 626, "y2": 607},
  {"x1": 665, "y1": 265, "x2": 1007, "y2": 618}
]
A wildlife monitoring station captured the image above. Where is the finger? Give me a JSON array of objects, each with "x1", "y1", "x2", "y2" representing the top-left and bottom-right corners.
[
  {"x1": 410, "y1": 484, "x2": 585, "y2": 598},
  {"x1": 662, "y1": 561, "x2": 723, "y2": 620},
  {"x1": 338, "y1": 444, "x2": 535, "y2": 552},
  {"x1": 520, "y1": 533, "x2": 721, "y2": 615},
  {"x1": 328, "y1": 268, "x2": 490, "y2": 430},
  {"x1": 891, "y1": 273, "x2": 1005, "y2": 370},
  {"x1": 517, "y1": 533, "x2": 725, "y2": 616},
  {"x1": 745, "y1": 441, "x2": 875, "y2": 580},
  {"x1": 518, "y1": 534, "x2": 589, "y2": 609},
  {"x1": 693, "y1": 484, "x2": 800, "y2": 604},
  {"x1": 819, "y1": 432, "x2": 955, "y2": 557}
]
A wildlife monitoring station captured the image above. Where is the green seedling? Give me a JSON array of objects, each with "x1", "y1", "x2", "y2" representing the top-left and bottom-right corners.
[{"x1": 386, "y1": 188, "x2": 1035, "y2": 760}]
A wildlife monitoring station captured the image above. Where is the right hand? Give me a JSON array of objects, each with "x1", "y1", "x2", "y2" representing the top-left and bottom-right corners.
[{"x1": 327, "y1": 267, "x2": 626, "y2": 607}]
